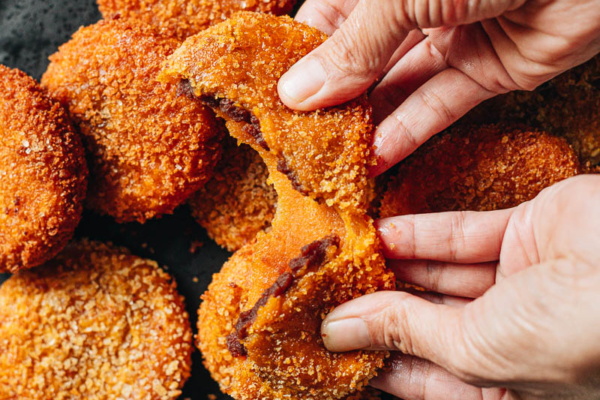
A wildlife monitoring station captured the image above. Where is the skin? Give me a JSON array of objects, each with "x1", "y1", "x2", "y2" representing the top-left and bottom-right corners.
[
  {"x1": 278, "y1": 1, "x2": 600, "y2": 398},
  {"x1": 321, "y1": 175, "x2": 600, "y2": 399},
  {"x1": 277, "y1": 0, "x2": 600, "y2": 175}
]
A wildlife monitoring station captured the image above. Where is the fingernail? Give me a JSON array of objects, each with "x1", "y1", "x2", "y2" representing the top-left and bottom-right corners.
[
  {"x1": 321, "y1": 318, "x2": 371, "y2": 352},
  {"x1": 279, "y1": 57, "x2": 326, "y2": 104}
]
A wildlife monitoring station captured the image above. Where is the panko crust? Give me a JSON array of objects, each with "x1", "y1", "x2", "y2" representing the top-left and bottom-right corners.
[
  {"x1": 0, "y1": 65, "x2": 87, "y2": 273},
  {"x1": 42, "y1": 18, "x2": 223, "y2": 223},
  {"x1": 189, "y1": 138, "x2": 277, "y2": 252},
  {"x1": 379, "y1": 125, "x2": 581, "y2": 218},
  {"x1": 463, "y1": 55, "x2": 600, "y2": 167},
  {"x1": 160, "y1": 12, "x2": 375, "y2": 213},
  {"x1": 160, "y1": 12, "x2": 395, "y2": 400},
  {"x1": 97, "y1": 0, "x2": 297, "y2": 40},
  {"x1": 0, "y1": 240, "x2": 193, "y2": 400}
]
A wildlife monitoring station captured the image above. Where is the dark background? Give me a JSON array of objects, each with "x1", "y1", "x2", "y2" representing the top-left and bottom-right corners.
[{"x1": 0, "y1": 0, "x2": 396, "y2": 399}]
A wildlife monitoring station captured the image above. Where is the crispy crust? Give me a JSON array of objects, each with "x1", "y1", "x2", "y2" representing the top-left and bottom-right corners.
[
  {"x1": 0, "y1": 240, "x2": 193, "y2": 400},
  {"x1": 97, "y1": 0, "x2": 297, "y2": 40},
  {"x1": 159, "y1": 12, "x2": 375, "y2": 213},
  {"x1": 379, "y1": 125, "x2": 581, "y2": 217},
  {"x1": 0, "y1": 65, "x2": 87, "y2": 273},
  {"x1": 160, "y1": 12, "x2": 395, "y2": 400},
  {"x1": 189, "y1": 138, "x2": 277, "y2": 252},
  {"x1": 463, "y1": 55, "x2": 600, "y2": 167},
  {"x1": 42, "y1": 18, "x2": 223, "y2": 223}
]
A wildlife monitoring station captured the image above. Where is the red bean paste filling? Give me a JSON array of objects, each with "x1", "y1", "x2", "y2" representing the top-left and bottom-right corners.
[
  {"x1": 227, "y1": 234, "x2": 341, "y2": 357},
  {"x1": 178, "y1": 80, "x2": 311, "y2": 196},
  {"x1": 197, "y1": 91, "x2": 270, "y2": 152}
]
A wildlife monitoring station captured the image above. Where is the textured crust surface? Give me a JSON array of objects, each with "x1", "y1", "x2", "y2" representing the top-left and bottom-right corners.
[
  {"x1": 42, "y1": 18, "x2": 223, "y2": 223},
  {"x1": 161, "y1": 12, "x2": 395, "y2": 400},
  {"x1": 379, "y1": 125, "x2": 581, "y2": 217},
  {"x1": 0, "y1": 240, "x2": 193, "y2": 400},
  {"x1": 97, "y1": 0, "x2": 296, "y2": 40},
  {"x1": 0, "y1": 65, "x2": 87, "y2": 273},
  {"x1": 189, "y1": 139, "x2": 277, "y2": 252},
  {"x1": 463, "y1": 55, "x2": 600, "y2": 167},
  {"x1": 160, "y1": 12, "x2": 375, "y2": 213}
]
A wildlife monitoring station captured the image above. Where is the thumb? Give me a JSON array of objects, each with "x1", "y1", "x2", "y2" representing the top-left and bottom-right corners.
[
  {"x1": 278, "y1": 0, "x2": 525, "y2": 111},
  {"x1": 321, "y1": 259, "x2": 582, "y2": 387}
]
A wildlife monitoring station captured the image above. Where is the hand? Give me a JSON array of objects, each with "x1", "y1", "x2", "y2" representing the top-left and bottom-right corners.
[
  {"x1": 320, "y1": 175, "x2": 600, "y2": 400},
  {"x1": 277, "y1": 0, "x2": 600, "y2": 175}
]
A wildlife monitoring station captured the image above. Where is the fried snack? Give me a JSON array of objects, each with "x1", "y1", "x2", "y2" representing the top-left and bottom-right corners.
[
  {"x1": 189, "y1": 138, "x2": 277, "y2": 252},
  {"x1": 463, "y1": 55, "x2": 600, "y2": 166},
  {"x1": 97, "y1": 0, "x2": 296, "y2": 40},
  {"x1": 160, "y1": 12, "x2": 395, "y2": 400},
  {"x1": 42, "y1": 18, "x2": 222, "y2": 223},
  {"x1": 0, "y1": 65, "x2": 87, "y2": 273},
  {"x1": 0, "y1": 240, "x2": 193, "y2": 400},
  {"x1": 379, "y1": 125, "x2": 581, "y2": 217}
]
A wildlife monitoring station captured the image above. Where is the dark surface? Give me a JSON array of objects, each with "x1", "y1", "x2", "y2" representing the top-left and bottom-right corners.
[{"x1": 0, "y1": 1, "x2": 396, "y2": 399}]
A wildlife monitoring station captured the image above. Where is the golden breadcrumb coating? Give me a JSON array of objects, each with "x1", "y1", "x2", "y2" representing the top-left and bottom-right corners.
[
  {"x1": 0, "y1": 240, "x2": 193, "y2": 400},
  {"x1": 0, "y1": 65, "x2": 87, "y2": 273},
  {"x1": 189, "y1": 138, "x2": 277, "y2": 252},
  {"x1": 42, "y1": 18, "x2": 223, "y2": 223},
  {"x1": 379, "y1": 125, "x2": 581, "y2": 217},
  {"x1": 160, "y1": 13, "x2": 375, "y2": 213},
  {"x1": 463, "y1": 55, "x2": 600, "y2": 166},
  {"x1": 160, "y1": 12, "x2": 395, "y2": 400},
  {"x1": 97, "y1": 0, "x2": 296, "y2": 40}
]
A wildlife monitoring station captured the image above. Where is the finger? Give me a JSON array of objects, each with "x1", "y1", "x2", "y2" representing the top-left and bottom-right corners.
[
  {"x1": 391, "y1": 259, "x2": 497, "y2": 298},
  {"x1": 380, "y1": 30, "x2": 427, "y2": 78},
  {"x1": 376, "y1": 209, "x2": 514, "y2": 263},
  {"x1": 280, "y1": 0, "x2": 523, "y2": 111},
  {"x1": 407, "y1": 289, "x2": 472, "y2": 308},
  {"x1": 279, "y1": 0, "x2": 411, "y2": 110},
  {"x1": 370, "y1": 68, "x2": 496, "y2": 176},
  {"x1": 321, "y1": 291, "x2": 462, "y2": 361},
  {"x1": 323, "y1": 259, "x2": 593, "y2": 386},
  {"x1": 370, "y1": 37, "x2": 448, "y2": 124},
  {"x1": 370, "y1": 354, "x2": 506, "y2": 400},
  {"x1": 294, "y1": 0, "x2": 360, "y2": 35}
]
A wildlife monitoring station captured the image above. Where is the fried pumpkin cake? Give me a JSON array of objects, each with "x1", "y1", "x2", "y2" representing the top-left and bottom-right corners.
[
  {"x1": 160, "y1": 12, "x2": 395, "y2": 400},
  {"x1": 0, "y1": 240, "x2": 193, "y2": 400},
  {"x1": 97, "y1": 0, "x2": 297, "y2": 40},
  {"x1": 379, "y1": 125, "x2": 581, "y2": 217},
  {"x1": 42, "y1": 18, "x2": 223, "y2": 223},
  {"x1": 0, "y1": 65, "x2": 87, "y2": 273}
]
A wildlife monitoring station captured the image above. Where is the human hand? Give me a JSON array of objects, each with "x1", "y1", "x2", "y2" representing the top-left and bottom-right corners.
[
  {"x1": 278, "y1": 0, "x2": 600, "y2": 175},
  {"x1": 320, "y1": 175, "x2": 600, "y2": 400}
]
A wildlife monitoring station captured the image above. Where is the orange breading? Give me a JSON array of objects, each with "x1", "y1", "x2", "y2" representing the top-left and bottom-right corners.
[
  {"x1": 0, "y1": 65, "x2": 87, "y2": 273},
  {"x1": 0, "y1": 240, "x2": 193, "y2": 400},
  {"x1": 189, "y1": 138, "x2": 277, "y2": 252},
  {"x1": 463, "y1": 55, "x2": 600, "y2": 166},
  {"x1": 97, "y1": 0, "x2": 297, "y2": 40},
  {"x1": 379, "y1": 125, "x2": 581, "y2": 218},
  {"x1": 160, "y1": 12, "x2": 395, "y2": 400},
  {"x1": 42, "y1": 18, "x2": 223, "y2": 223}
]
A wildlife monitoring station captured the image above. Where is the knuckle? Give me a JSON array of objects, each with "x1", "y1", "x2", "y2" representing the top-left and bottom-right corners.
[
  {"x1": 325, "y1": 27, "x2": 381, "y2": 79},
  {"x1": 311, "y1": 0, "x2": 349, "y2": 31},
  {"x1": 425, "y1": 261, "x2": 442, "y2": 292},
  {"x1": 448, "y1": 211, "x2": 468, "y2": 262},
  {"x1": 375, "y1": 297, "x2": 415, "y2": 353},
  {"x1": 418, "y1": 87, "x2": 458, "y2": 125}
]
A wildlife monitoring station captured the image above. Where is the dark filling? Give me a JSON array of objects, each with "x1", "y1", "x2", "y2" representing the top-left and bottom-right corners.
[
  {"x1": 226, "y1": 234, "x2": 340, "y2": 357},
  {"x1": 277, "y1": 158, "x2": 308, "y2": 195},
  {"x1": 199, "y1": 95, "x2": 270, "y2": 151},
  {"x1": 177, "y1": 79, "x2": 195, "y2": 99}
]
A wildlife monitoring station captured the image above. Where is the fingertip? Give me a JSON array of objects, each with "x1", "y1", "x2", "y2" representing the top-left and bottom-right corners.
[
  {"x1": 321, "y1": 317, "x2": 372, "y2": 352},
  {"x1": 367, "y1": 153, "x2": 391, "y2": 178},
  {"x1": 277, "y1": 57, "x2": 327, "y2": 111}
]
